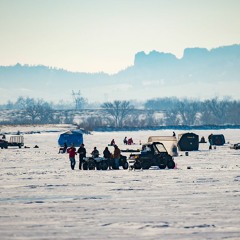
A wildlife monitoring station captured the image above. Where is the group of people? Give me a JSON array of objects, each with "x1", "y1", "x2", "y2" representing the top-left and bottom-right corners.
[
  {"x1": 67, "y1": 143, "x2": 86, "y2": 170},
  {"x1": 67, "y1": 143, "x2": 121, "y2": 170},
  {"x1": 123, "y1": 137, "x2": 134, "y2": 145},
  {"x1": 110, "y1": 137, "x2": 134, "y2": 146}
]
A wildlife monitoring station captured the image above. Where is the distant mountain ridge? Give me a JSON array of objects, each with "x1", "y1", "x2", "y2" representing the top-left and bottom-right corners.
[{"x1": 0, "y1": 44, "x2": 240, "y2": 103}]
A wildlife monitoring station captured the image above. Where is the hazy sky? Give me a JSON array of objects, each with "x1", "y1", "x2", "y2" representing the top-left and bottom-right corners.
[{"x1": 0, "y1": 0, "x2": 240, "y2": 73}]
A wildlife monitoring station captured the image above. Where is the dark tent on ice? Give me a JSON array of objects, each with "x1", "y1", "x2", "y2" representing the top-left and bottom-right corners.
[
  {"x1": 58, "y1": 129, "x2": 83, "y2": 147},
  {"x1": 177, "y1": 132, "x2": 199, "y2": 151},
  {"x1": 210, "y1": 134, "x2": 225, "y2": 146}
]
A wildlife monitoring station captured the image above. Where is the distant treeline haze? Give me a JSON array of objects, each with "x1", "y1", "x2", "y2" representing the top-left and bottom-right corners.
[{"x1": 0, "y1": 96, "x2": 239, "y2": 129}]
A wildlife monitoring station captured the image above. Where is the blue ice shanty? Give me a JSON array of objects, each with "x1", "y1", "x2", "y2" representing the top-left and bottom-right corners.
[{"x1": 58, "y1": 129, "x2": 83, "y2": 147}]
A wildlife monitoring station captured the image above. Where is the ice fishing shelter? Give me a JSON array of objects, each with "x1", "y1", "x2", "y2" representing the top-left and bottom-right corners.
[
  {"x1": 177, "y1": 132, "x2": 199, "y2": 151},
  {"x1": 58, "y1": 129, "x2": 83, "y2": 147},
  {"x1": 210, "y1": 134, "x2": 225, "y2": 146}
]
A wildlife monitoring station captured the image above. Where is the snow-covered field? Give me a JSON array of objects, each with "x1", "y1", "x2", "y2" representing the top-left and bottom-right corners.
[{"x1": 0, "y1": 125, "x2": 240, "y2": 240}]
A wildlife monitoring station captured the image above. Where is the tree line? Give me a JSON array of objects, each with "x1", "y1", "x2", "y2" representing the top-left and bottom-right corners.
[{"x1": 0, "y1": 96, "x2": 239, "y2": 128}]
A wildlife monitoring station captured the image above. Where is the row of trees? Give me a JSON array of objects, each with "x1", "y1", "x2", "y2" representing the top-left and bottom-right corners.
[
  {"x1": 0, "y1": 97, "x2": 240, "y2": 127},
  {"x1": 0, "y1": 97, "x2": 77, "y2": 124},
  {"x1": 163, "y1": 98, "x2": 240, "y2": 125}
]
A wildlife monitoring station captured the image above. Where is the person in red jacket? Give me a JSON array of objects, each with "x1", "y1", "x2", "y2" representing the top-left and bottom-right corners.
[{"x1": 68, "y1": 144, "x2": 77, "y2": 170}]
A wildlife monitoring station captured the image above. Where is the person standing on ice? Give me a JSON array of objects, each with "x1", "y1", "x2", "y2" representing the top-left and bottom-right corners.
[
  {"x1": 103, "y1": 147, "x2": 111, "y2": 159},
  {"x1": 208, "y1": 133, "x2": 213, "y2": 149},
  {"x1": 110, "y1": 139, "x2": 115, "y2": 146},
  {"x1": 77, "y1": 143, "x2": 86, "y2": 170},
  {"x1": 113, "y1": 145, "x2": 121, "y2": 169},
  {"x1": 103, "y1": 146, "x2": 112, "y2": 170},
  {"x1": 68, "y1": 144, "x2": 77, "y2": 170}
]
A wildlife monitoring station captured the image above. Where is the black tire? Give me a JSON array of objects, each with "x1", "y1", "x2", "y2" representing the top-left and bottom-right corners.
[
  {"x1": 141, "y1": 162, "x2": 150, "y2": 169},
  {"x1": 96, "y1": 162, "x2": 101, "y2": 170},
  {"x1": 159, "y1": 163, "x2": 167, "y2": 169},
  {"x1": 134, "y1": 161, "x2": 141, "y2": 170},
  {"x1": 122, "y1": 161, "x2": 129, "y2": 170},
  {"x1": 83, "y1": 161, "x2": 88, "y2": 170},
  {"x1": 167, "y1": 160, "x2": 175, "y2": 169},
  {"x1": 101, "y1": 161, "x2": 108, "y2": 170},
  {"x1": 88, "y1": 161, "x2": 95, "y2": 170}
]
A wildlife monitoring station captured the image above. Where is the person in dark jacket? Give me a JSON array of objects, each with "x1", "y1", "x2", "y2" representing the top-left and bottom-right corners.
[
  {"x1": 208, "y1": 134, "x2": 213, "y2": 149},
  {"x1": 77, "y1": 143, "x2": 86, "y2": 170},
  {"x1": 103, "y1": 147, "x2": 111, "y2": 158},
  {"x1": 91, "y1": 147, "x2": 99, "y2": 158},
  {"x1": 103, "y1": 147, "x2": 112, "y2": 169},
  {"x1": 58, "y1": 142, "x2": 67, "y2": 153}
]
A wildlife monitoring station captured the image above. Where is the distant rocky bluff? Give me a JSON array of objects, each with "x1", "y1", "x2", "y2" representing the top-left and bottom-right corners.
[{"x1": 0, "y1": 44, "x2": 239, "y2": 102}]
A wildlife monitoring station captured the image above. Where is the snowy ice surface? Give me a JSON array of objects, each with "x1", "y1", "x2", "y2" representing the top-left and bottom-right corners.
[{"x1": 0, "y1": 126, "x2": 240, "y2": 240}]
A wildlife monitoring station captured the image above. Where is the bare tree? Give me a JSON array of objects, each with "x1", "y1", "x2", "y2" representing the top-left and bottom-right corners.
[
  {"x1": 227, "y1": 100, "x2": 240, "y2": 124},
  {"x1": 20, "y1": 98, "x2": 55, "y2": 124},
  {"x1": 164, "y1": 109, "x2": 181, "y2": 126},
  {"x1": 24, "y1": 99, "x2": 41, "y2": 123},
  {"x1": 101, "y1": 100, "x2": 134, "y2": 127},
  {"x1": 177, "y1": 101, "x2": 199, "y2": 125},
  {"x1": 164, "y1": 100, "x2": 199, "y2": 125},
  {"x1": 38, "y1": 102, "x2": 55, "y2": 123},
  {"x1": 200, "y1": 98, "x2": 229, "y2": 125}
]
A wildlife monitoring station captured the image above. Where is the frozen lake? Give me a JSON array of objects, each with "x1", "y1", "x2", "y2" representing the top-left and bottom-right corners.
[{"x1": 0, "y1": 126, "x2": 240, "y2": 239}]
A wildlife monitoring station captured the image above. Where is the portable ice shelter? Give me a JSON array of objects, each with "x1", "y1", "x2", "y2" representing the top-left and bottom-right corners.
[
  {"x1": 210, "y1": 134, "x2": 225, "y2": 146},
  {"x1": 58, "y1": 129, "x2": 83, "y2": 147},
  {"x1": 147, "y1": 136, "x2": 178, "y2": 156},
  {"x1": 177, "y1": 132, "x2": 199, "y2": 151}
]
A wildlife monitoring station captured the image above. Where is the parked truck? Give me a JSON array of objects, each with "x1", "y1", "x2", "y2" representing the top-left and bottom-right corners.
[{"x1": 0, "y1": 135, "x2": 24, "y2": 149}]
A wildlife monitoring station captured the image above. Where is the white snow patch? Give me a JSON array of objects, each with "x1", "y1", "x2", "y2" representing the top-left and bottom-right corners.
[{"x1": 0, "y1": 126, "x2": 240, "y2": 239}]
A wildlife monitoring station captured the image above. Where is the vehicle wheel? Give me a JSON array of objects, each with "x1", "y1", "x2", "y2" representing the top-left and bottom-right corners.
[
  {"x1": 19, "y1": 145, "x2": 21, "y2": 148},
  {"x1": 83, "y1": 162, "x2": 88, "y2": 170},
  {"x1": 159, "y1": 163, "x2": 167, "y2": 169},
  {"x1": 101, "y1": 161, "x2": 108, "y2": 170},
  {"x1": 122, "y1": 161, "x2": 129, "y2": 170},
  {"x1": 96, "y1": 162, "x2": 101, "y2": 170},
  {"x1": 134, "y1": 161, "x2": 141, "y2": 170},
  {"x1": 167, "y1": 160, "x2": 175, "y2": 169},
  {"x1": 141, "y1": 162, "x2": 150, "y2": 169},
  {"x1": 88, "y1": 162, "x2": 95, "y2": 170}
]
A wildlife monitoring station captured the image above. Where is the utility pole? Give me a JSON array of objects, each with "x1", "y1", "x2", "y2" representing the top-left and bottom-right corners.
[{"x1": 72, "y1": 90, "x2": 83, "y2": 110}]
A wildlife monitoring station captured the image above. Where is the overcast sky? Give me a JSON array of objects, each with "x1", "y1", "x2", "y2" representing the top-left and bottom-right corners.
[{"x1": 0, "y1": 0, "x2": 239, "y2": 74}]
